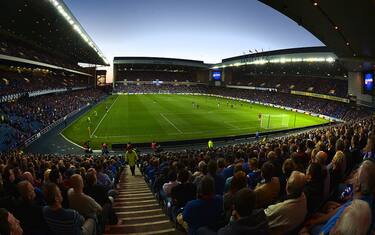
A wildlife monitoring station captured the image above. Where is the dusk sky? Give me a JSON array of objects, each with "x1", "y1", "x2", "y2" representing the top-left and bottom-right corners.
[{"x1": 64, "y1": 0, "x2": 324, "y2": 82}]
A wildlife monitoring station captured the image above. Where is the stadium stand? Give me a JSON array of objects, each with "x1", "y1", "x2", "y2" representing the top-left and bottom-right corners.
[{"x1": 230, "y1": 75, "x2": 348, "y2": 98}]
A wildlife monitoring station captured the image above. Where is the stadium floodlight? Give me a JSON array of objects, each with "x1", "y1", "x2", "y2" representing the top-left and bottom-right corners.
[
  {"x1": 48, "y1": 0, "x2": 109, "y2": 65},
  {"x1": 326, "y1": 57, "x2": 335, "y2": 63},
  {"x1": 212, "y1": 55, "x2": 336, "y2": 69}
]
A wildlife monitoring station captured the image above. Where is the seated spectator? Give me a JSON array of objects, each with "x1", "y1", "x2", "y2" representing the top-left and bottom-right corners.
[
  {"x1": 84, "y1": 169, "x2": 111, "y2": 207},
  {"x1": 68, "y1": 174, "x2": 102, "y2": 219},
  {"x1": 0, "y1": 208, "x2": 23, "y2": 235},
  {"x1": 171, "y1": 169, "x2": 196, "y2": 208},
  {"x1": 313, "y1": 151, "x2": 331, "y2": 201},
  {"x1": 330, "y1": 199, "x2": 372, "y2": 235},
  {"x1": 254, "y1": 162, "x2": 280, "y2": 208},
  {"x1": 180, "y1": 176, "x2": 224, "y2": 235},
  {"x1": 193, "y1": 161, "x2": 207, "y2": 187},
  {"x1": 2, "y1": 166, "x2": 17, "y2": 198},
  {"x1": 42, "y1": 183, "x2": 95, "y2": 235},
  {"x1": 84, "y1": 169, "x2": 115, "y2": 225},
  {"x1": 224, "y1": 163, "x2": 243, "y2": 193},
  {"x1": 304, "y1": 160, "x2": 375, "y2": 234},
  {"x1": 207, "y1": 160, "x2": 225, "y2": 195},
  {"x1": 13, "y1": 180, "x2": 47, "y2": 235},
  {"x1": 162, "y1": 170, "x2": 179, "y2": 196},
  {"x1": 221, "y1": 155, "x2": 235, "y2": 180},
  {"x1": 279, "y1": 158, "x2": 296, "y2": 199},
  {"x1": 218, "y1": 188, "x2": 268, "y2": 235},
  {"x1": 247, "y1": 157, "x2": 261, "y2": 189},
  {"x1": 48, "y1": 167, "x2": 69, "y2": 208},
  {"x1": 223, "y1": 171, "x2": 247, "y2": 221},
  {"x1": 304, "y1": 163, "x2": 324, "y2": 214},
  {"x1": 330, "y1": 151, "x2": 346, "y2": 198},
  {"x1": 22, "y1": 171, "x2": 45, "y2": 206},
  {"x1": 264, "y1": 171, "x2": 307, "y2": 235},
  {"x1": 95, "y1": 165, "x2": 113, "y2": 190}
]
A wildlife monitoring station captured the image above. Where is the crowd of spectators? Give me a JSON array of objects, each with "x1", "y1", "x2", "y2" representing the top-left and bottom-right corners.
[
  {"x1": 116, "y1": 70, "x2": 195, "y2": 82},
  {"x1": 230, "y1": 74, "x2": 348, "y2": 98},
  {"x1": 0, "y1": 152, "x2": 124, "y2": 234},
  {"x1": 141, "y1": 116, "x2": 375, "y2": 235},
  {"x1": 0, "y1": 89, "x2": 105, "y2": 152},
  {"x1": 0, "y1": 69, "x2": 93, "y2": 98},
  {"x1": 0, "y1": 38, "x2": 86, "y2": 73}
]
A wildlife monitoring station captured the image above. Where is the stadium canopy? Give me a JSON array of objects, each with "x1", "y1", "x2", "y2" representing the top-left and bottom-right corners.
[
  {"x1": 0, "y1": 0, "x2": 108, "y2": 66},
  {"x1": 259, "y1": 0, "x2": 375, "y2": 63},
  {"x1": 114, "y1": 57, "x2": 210, "y2": 69},
  {"x1": 214, "y1": 46, "x2": 337, "y2": 69}
]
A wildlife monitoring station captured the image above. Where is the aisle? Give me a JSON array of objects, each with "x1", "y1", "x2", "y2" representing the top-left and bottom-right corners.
[{"x1": 105, "y1": 166, "x2": 182, "y2": 235}]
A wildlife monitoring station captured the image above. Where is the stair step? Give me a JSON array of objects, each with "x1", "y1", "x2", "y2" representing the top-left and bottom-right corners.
[
  {"x1": 114, "y1": 199, "x2": 156, "y2": 205},
  {"x1": 119, "y1": 192, "x2": 154, "y2": 197},
  {"x1": 117, "y1": 208, "x2": 163, "y2": 216},
  {"x1": 115, "y1": 195, "x2": 155, "y2": 201},
  {"x1": 114, "y1": 204, "x2": 160, "y2": 212},
  {"x1": 121, "y1": 214, "x2": 166, "y2": 221},
  {"x1": 118, "y1": 190, "x2": 150, "y2": 194},
  {"x1": 106, "y1": 220, "x2": 174, "y2": 234}
]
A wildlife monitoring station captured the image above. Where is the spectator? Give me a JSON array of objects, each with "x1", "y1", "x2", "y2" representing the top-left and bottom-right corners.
[
  {"x1": 67, "y1": 174, "x2": 102, "y2": 219},
  {"x1": 0, "y1": 208, "x2": 23, "y2": 235},
  {"x1": 42, "y1": 183, "x2": 95, "y2": 235},
  {"x1": 304, "y1": 163, "x2": 324, "y2": 214},
  {"x1": 223, "y1": 171, "x2": 247, "y2": 221},
  {"x1": 254, "y1": 162, "x2": 280, "y2": 208},
  {"x1": 13, "y1": 180, "x2": 47, "y2": 234},
  {"x1": 207, "y1": 160, "x2": 225, "y2": 195},
  {"x1": 125, "y1": 145, "x2": 138, "y2": 176},
  {"x1": 180, "y1": 176, "x2": 224, "y2": 235},
  {"x1": 264, "y1": 171, "x2": 307, "y2": 235},
  {"x1": 171, "y1": 169, "x2": 196, "y2": 219},
  {"x1": 218, "y1": 188, "x2": 268, "y2": 235},
  {"x1": 330, "y1": 199, "x2": 372, "y2": 235}
]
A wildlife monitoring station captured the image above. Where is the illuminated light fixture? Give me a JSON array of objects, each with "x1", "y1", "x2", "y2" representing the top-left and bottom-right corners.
[
  {"x1": 214, "y1": 56, "x2": 336, "y2": 68},
  {"x1": 346, "y1": 42, "x2": 350, "y2": 46},
  {"x1": 334, "y1": 26, "x2": 338, "y2": 30},
  {"x1": 313, "y1": 2, "x2": 318, "y2": 6},
  {"x1": 325, "y1": 57, "x2": 335, "y2": 63}
]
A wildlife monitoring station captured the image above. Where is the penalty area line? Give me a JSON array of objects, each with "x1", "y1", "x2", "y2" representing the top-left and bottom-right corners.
[{"x1": 160, "y1": 113, "x2": 183, "y2": 134}]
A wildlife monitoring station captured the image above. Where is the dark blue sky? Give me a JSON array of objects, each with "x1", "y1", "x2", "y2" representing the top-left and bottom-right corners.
[{"x1": 64, "y1": 0, "x2": 323, "y2": 80}]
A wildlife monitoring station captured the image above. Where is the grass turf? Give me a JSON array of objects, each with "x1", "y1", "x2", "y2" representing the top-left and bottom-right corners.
[{"x1": 62, "y1": 94, "x2": 330, "y2": 149}]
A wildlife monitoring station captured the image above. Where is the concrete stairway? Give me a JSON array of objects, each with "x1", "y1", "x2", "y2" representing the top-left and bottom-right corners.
[{"x1": 105, "y1": 166, "x2": 183, "y2": 235}]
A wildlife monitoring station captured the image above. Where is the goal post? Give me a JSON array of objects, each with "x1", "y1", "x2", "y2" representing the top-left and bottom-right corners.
[{"x1": 260, "y1": 114, "x2": 290, "y2": 129}]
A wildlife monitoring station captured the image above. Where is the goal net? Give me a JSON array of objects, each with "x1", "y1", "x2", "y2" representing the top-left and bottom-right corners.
[{"x1": 260, "y1": 114, "x2": 290, "y2": 129}]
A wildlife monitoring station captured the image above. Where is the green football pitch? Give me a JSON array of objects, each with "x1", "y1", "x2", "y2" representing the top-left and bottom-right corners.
[{"x1": 61, "y1": 94, "x2": 330, "y2": 149}]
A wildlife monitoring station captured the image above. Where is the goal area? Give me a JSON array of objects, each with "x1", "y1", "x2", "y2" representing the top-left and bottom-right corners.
[{"x1": 260, "y1": 114, "x2": 290, "y2": 129}]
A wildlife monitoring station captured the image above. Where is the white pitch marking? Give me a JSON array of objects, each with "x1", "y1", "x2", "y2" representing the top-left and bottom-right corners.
[
  {"x1": 159, "y1": 113, "x2": 183, "y2": 134},
  {"x1": 60, "y1": 133, "x2": 85, "y2": 149},
  {"x1": 90, "y1": 95, "x2": 119, "y2": 138}
]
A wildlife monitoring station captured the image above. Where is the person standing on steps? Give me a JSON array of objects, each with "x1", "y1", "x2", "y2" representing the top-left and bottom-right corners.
[{"x1": 125, "y1": 144, "x2": 138, "y2": 176}]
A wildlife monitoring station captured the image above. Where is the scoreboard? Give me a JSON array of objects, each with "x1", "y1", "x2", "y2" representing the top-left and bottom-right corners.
[{"x1": 363, "y1": 71, "x2": 374, "y2": 94}]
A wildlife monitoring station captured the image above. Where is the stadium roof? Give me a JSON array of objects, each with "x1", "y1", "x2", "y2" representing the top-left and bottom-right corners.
[
  {"x1": 0, "y1": 0, "x2": 108, "y2": 66},
  {"x1": 259, "y1": 0, "x2": 375, "y2": 61},
  {"x1": 114, "y1": 57, "x2": 209, "y2": 69},
  {"x1": 222, "y1": 46, "x2": 332, "y2": 63},
  {"x1": 215, "y1": 46, "x2": 337, "y2": 69}
]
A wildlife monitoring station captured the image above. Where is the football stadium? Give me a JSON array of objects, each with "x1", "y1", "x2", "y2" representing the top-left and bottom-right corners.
[{"x1": 1, "y1": 0, "x2": 375, "y2": 235}]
